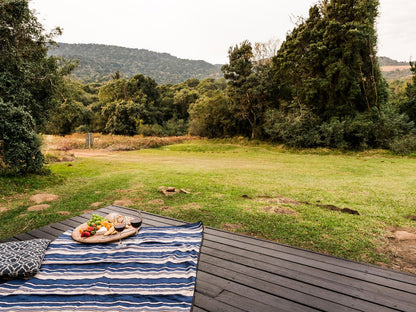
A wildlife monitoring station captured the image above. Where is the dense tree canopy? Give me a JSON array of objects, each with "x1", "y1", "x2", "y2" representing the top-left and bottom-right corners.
[
  {"x1": 5, "y1": 0, "x2": 415, "y2": 155},
  {"x1": 0, "y1": 0, "x2": 63, "y2": 129},
  {"x1": 272, "y1": 0, "x2": 387, "y2": 120},
  {"x1": 0, "y1": 0, "x2": 66, "y2": 174}
]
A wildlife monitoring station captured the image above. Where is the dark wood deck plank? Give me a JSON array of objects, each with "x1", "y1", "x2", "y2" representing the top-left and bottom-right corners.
[
  {"x1": 203, "y1": 226, "x2": 416, "y2": 285},
  {"x1": 201, "y1": 242, "x2": 416, "y2": 308},
  {"x1": 195, "y1": 271, "x2": 320, "y2": 312},
  {"x1": 14, "y1": 232, "x2": 37, "y2": 241},
  {"x1": 202, "y1": 230, "x2": 416, "y2": 291},
  {"x1": 1, "y1": 205, "x2": 415, "y2": 312}
]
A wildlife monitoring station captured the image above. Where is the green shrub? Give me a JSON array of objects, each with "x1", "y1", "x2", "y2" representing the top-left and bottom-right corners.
[
  {"x1": 138, "y1": 124, "x2": 164, "y2": 136},
  {"x1": 263, "y1": 103, "x2": 321, "y2": 147},
  {"x1": 0, "y1": 101, "x2": 44, "y2": 175},
  {"x1": 389, "y1": 135, "x2": 416, "y2": 155}
]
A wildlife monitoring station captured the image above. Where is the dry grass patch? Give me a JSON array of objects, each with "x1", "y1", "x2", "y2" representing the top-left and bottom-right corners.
[
  {"x1": 148, "y1": 199, "x2": 165, "y2": 205},
  {"x1": 42, "y1": 134, "x2": 196, "y2": 152},
  {"x1": 113, "y1": 199, "x2": 134, "y2": 206},
  {"x1": 30, "y1": 193, "x2": 59, "y2": 204},
  {"x1": 91, "y1": 202, "x2": 104, "y2": 207},
  {"x1": 263, "y1": 206, "x2": 298, "y2": 215},
  {"x1": 27, "y1": 204, "x2": 50, "y2": 211},
  {"x1": 183, "y1": 203, "x2": 202, "y2": 210},
  {"x1": 222, "y1": 223, "x2": 243, "y2": 231}
]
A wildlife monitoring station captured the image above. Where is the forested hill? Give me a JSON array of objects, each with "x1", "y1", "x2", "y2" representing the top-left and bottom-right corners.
[
  {"x1": 378, "y1": 56, "x2": 409, "y2": 67},
  {"x1": 48, "y1": 43, "x2": 222, "y2": 84}
]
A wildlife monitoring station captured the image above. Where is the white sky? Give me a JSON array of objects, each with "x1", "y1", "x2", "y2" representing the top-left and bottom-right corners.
[{"x1": 29, "y1": 0, "x2": 416, "y2": 65}]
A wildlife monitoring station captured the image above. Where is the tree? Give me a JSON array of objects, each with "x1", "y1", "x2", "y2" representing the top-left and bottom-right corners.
[
  {"x1": 272, "y1": 0, "x2": 387, "y2": 120},
  {"x1": 400, "y1": 62, "x2": 416, "y2": 122},
  {"x1": 188, "y1": 92, "x2": 239, "y2": 138},
  {"x1": 0, "y1": 0, "x2": 63, "y2": 129},
  {"x1": 0, "y1": 100, "x2": 44, "y2": 174},
  {"x1": 222, "y1": 41, "x2": 274, "y2": 139},
  {"x1": 98, "y1": 74, "x2": 161, "y2": 135},
  {"x1": 0, "y1": 0, "x2": 65, "y2": 174}
]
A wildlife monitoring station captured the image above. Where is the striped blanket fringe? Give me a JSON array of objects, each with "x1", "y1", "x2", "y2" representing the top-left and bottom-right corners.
[{"x1": 0, "y1": 222, "x2": 203, "y2": 311}]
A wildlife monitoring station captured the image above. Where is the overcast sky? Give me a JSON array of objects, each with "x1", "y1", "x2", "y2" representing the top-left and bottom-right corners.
[{"x1": 30, "y1": 0, "x2": 416, "y2": 65}]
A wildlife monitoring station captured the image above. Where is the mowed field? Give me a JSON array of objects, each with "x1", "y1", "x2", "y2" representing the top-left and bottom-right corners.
[{"x1": 1, "y1": 139, "x2": 416, "y2": 273}]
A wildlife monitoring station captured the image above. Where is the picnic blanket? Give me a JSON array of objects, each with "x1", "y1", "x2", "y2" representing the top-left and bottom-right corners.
[{"x1": 0, "y1": 222, "x2": 203, "y2": 311}]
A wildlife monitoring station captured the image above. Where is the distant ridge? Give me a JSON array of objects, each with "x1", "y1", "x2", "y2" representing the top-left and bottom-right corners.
[
  {"x1": 379, "y1": 56, "x2": 412, "y2": 81},
  {"x1": 48, "y1": 43, "x2": 222, "y2": 84},
  {"x1": 378, "y1": 56, "x2": 409, "y2": 67}
]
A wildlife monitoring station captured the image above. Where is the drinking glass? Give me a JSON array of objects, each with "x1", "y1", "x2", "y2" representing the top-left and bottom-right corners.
[
  {"x1": 130, "y1": 211, "x2": 143, "y2": 233},
  {"x1": 114, "y1": 215, "x2": 126, "y2": 246}
]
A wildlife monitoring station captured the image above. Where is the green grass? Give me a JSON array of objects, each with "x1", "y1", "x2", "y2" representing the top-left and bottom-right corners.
[{"x1": 1, "y1": 140, "x2": 415, "y2": 266}]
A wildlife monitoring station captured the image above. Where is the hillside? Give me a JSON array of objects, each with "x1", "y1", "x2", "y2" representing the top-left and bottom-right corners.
[
  {"x1": 48, "y1": 43, "x2": 222, "y2": 84},
  {"x1": 379, "y1": 56, "x2": 412, "y2": 81}
]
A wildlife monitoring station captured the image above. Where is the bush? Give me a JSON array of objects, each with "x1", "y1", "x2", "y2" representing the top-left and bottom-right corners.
[
  {"x1": 0, "y1": 101, "x2": 44, "y2": 175},
  {"x1": 263, "y1": 102, "x2": 321, "y2": 147},
  {"x1": 372, "y1": 104, "x2": 415, "y2": 149},
  {"x1": 389, "y1": 135, "x2": 416, "y2": 155},
  {"x1": 138, "y1": 124, "x2": 164, "y2": 136}
]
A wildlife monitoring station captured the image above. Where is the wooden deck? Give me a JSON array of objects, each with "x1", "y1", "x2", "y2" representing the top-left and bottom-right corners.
[{"x1": 1, "y1": 205, "x2": 416, "y2": 311}]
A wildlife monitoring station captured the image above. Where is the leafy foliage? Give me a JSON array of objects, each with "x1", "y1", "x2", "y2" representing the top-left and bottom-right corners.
[
  {"x1": 221, "y1": 41, "x2": 274, "y2": 139},
  {"x1": 400, "y1": 62, "x2": 416, "y2": 122},
  {"x1": 0, "y1": 0, "x2": 63, "y2": 129},
  {"x1": 0, "y1": 100, "x2": 44, "y2": 174},
  {"x1": 272, "y1": 0, "x2": 387, "y2": 121},
  {"x1": 0, "y1": 0, "x2": 68, "y2": 175}
]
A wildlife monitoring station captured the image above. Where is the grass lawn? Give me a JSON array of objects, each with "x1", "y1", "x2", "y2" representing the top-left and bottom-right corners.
[{"x1": 1, "y1": 139, "x2": 415, "y2": 268}]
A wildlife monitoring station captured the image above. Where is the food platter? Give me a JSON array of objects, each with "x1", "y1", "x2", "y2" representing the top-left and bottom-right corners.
[{"x1": 72, "y1": 222, "x2": 139, "y2": 243}]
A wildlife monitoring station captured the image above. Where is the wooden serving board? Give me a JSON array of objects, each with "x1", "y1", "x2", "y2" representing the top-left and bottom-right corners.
[{"x1": 72, "y1": 223, "x2": 139, "y2": 244}]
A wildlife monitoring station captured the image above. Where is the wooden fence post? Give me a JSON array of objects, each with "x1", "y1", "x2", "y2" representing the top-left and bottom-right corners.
[{"x1": 85, "y1": 133, "x2": 93, "y2": 148}]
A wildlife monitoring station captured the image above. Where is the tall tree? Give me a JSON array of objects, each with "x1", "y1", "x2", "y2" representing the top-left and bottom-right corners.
[
  {"x1": 222, "y1": 41, "x2": 273, "y2": 139},
  {"x1": 0, "y1": 0, "x2": 63, "y2": 129},
  {"x1": 0, "y1": 0, "x2": 64, "y2": 174},
  {"x1": 272, "y1": 0, "x2": 387, "y2": 120},
  {"x1": 400, "y1": 62, "x2": 416, "y2": 122}
]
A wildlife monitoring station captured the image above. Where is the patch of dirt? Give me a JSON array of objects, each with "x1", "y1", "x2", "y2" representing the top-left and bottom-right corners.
[
  {"x1": 183, "y1": 203, "x2": 202, "y2": 210},
  {"x1": 72, "y1": 149, "x2": 114, "y2": 157},
  {"x1": 30, "y1": 193, "x2": 59, "y2": 204},
  {"x1": 27, "y1": 204, "x2": 50, "y2": 211},
  {"x1": 0, "y1": 207, "x2": 8, "y2": 213},
  {"x1": 91, "y1": 202, "x2": 104, "y2": 207},
  {"x1": 82, "y1": 209, "x2": 94, "y2": 214},
  {"x1": 117, "y1": 189, "x2": 133, "y2": 194},
  {"x1": 255, "y1": 196, "x2": 302, "y2": 206},
  {"x1": 263, "y1": 206, "x2": 298, "y2": 216},
  {"x1": 381, "y1": 227, "x2": 416, "y2": 274},
  {"x1": 113, "y1": 199, "x2": 134, "y2": 206},
  {"x1": 159, "y1": 205, "x2": 174, "y2": 211},
  {"x1": 148, "y1": 199, "x2": 165, "y2": 205},
  {"x1": 58, "y1": 211, "x2": 71, "y2": 216},
  {"x1": 222, "y1": 223, "x2": 243, "y2": 231},
  {"x1": 316, "y1": 204, "x2": 360, "y2": 215},
  {"x1": 250, "y1": 194, "x2": 359, "y2": 215}
]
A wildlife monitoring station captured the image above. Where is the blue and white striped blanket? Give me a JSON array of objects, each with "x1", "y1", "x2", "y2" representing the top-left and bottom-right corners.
[{"x1": 0, "y1": 222, "x2": 203, "y2": 311}]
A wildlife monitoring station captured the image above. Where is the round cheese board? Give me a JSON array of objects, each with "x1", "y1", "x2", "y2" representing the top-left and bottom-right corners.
[{"x1": 72, "y1": 222, "x2": 139, "y2": 243}]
